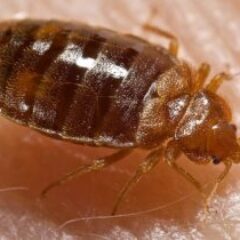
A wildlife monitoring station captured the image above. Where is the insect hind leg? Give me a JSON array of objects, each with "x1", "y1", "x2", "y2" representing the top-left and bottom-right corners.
[
  {"x1": 143, "y1": 24, "x2": 179, "y2": 56},
  {"x1": 41, "y1": 149, "x2": 132, "y2": 198},
  {"x1": 142, "y1": 7, "x2": 179, "y2": 56}
]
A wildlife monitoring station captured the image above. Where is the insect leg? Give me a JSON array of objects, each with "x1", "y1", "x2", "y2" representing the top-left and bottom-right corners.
[
  {"x1": 142, "y1": 5, "x2": 179, "y2": 56},
  {"x1": 192, "y1": 63, "x2": 211, "y2": 92},
  {"x1": 165, "y1": 141, "x2": 207, "y2": 199},
  {"x1": 143, "y1": 24, "x2": 179, "y2": 56},
  {"x1": 206, "y1": 159, "x2": 232, "y2": 207},
  {"x1": 111, "y1": 147, "x2": 164, "y2": 215},
  {"x1": 206, "y1": 72, "x2": 230, "y2": 93},
  {"x1": 41, "y1": 149, "x2": 133, "y2": 198}
]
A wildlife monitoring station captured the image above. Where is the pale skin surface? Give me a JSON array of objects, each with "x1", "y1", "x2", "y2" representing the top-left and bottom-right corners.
[{"x1": 1, "y1": 0, "x2": 240, "y2": 239}]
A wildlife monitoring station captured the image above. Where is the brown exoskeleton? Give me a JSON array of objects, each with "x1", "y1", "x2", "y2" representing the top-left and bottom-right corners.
[{"x1": 0, "y1": 19, "x2": 238, "y2": 215}]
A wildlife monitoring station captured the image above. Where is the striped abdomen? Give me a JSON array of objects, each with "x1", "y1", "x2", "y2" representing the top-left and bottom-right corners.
[{"x1": 0, "y1": 20, "x2": 177, "y2": 147}]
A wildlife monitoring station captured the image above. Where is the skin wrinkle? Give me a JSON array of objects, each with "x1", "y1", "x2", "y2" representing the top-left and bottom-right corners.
[
  {"x1": 196, "y1": 1, "x2": 240, "y2": 65},
  {"x1": 0, "y1": 0, "x2": 240, "y2": 240}
]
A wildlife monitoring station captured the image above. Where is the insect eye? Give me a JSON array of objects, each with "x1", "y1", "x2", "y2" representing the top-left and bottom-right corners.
[
  {"x1": 212, "y1": 156, "x2": 221, "y2": 165},
  {"x1": 230, "y1": 124, "x2": 237, "y2": 132}
]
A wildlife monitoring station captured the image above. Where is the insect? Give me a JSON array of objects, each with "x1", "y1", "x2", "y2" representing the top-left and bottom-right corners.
[{"x1": 0, "y1": 19, "x2": 239, "y2": 215}]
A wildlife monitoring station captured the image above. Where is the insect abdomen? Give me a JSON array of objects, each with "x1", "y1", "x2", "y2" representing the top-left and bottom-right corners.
[{"x1": 0, "y1": 20, "x2": 177, "y2": 147}]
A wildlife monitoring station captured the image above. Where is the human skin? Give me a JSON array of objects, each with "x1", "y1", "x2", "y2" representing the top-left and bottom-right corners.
[{"x1": 0, "y1": 0, "x2": 240, "y2": 239}]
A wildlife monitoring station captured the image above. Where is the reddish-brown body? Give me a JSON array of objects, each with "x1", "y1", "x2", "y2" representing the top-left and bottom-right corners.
[
  {"x1": 0, "y1": 19, "x2": 182, "y2": 148},
  {"x1": 1, "y1": 19, "x2": 240, "y2": 215}
]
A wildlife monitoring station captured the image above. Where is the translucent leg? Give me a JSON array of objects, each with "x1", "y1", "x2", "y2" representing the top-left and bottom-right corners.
[
  {"x1": 193, "y1": 63, "x2": 211, "y2": 92},
  {"x1": 206, "y1": 160, "x2": 232, "y2": 207},
  {"x1": 143, "y1": 24, "x2": 179, "y2": 56},
  {"x1": 143, "y1": 5, "x2": 179, "y2": 56},
  {"x1": 165, "y1": 141, "x2": 233, "y2": 210},
  {"x1": 41, "y1": 149, "x2": 133, "y2": 198},
  {"x1": 165, "y1": 141, "x2": 207, "y2": 199},
  {"x1": 206, "y1": 72, "x2": 230, "y2": 93},
  {"x1": 111, "y1": 147, "x2": 164, "y2": 215}
]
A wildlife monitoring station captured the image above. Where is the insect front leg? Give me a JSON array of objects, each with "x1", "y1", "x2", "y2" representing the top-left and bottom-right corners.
[
  {"x1": 41, "y1": 149, "x2": 133, "y2": 198},
  {"x1": 165, "y1": 141, "x2": 233, "y2": 212},
  {"x1": 206, "y1": 72, "x2": 231, "y2": 93},
  {"x1": 111, "y1": 147, "x2": 164, "y2": 215},
  {"x1": 192, "y1": 63, "x2": 211, "y2": 92},
  {"x1": 206, "y1": 159, "x2": 232, "y2": 208},
  {"x1": 192, "y1": 64, "x2": 231, "y2": 93},
  {"x1": 165, "y1": 141, "x2": 207, "y2": 200}
]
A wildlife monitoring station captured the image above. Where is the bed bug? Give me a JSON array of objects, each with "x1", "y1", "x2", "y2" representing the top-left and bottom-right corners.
[{"x1": 0, "y1": 19, "x2": 239, "y2": 215}]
